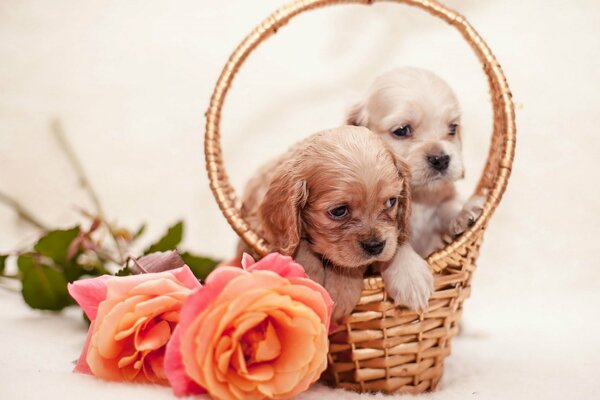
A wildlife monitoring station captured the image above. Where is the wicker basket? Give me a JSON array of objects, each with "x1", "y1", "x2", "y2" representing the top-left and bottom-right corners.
[{"x1": 204, "y1": 0, "x2": 515, "y2": 394}]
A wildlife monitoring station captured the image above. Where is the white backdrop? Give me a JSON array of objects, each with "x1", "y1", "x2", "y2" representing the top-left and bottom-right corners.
[{"x1": 1, "y1": 1, "x2": 599, "y2": 399}]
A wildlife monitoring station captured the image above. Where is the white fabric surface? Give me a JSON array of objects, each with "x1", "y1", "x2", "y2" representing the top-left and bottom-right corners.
[{"x1": 1, "y1": 0, "x2": 599, "y2": 399}]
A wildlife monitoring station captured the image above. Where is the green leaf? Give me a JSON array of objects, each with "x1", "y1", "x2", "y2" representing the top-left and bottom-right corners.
[
  {"x1": 34, "y1": 227, "x2": 80, "y2": 265},
  {"x1": 17, "y1": 255, "x2": 71, "y2": 311},
  {"x1": 33, "y1": 227, "x2": 89, "y2": 282},
  {"x1": 180, "y1": 252, "x2": 219, "y2": 281},
  {"x1": 0, "y1": 254, "x2": 7, "y2": 274},
  {"x1": 144, "y1": 222, "x2": 183, "y2": 254}
]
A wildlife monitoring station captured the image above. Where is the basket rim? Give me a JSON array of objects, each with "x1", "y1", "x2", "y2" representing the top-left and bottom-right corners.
[{"x1": 204, "y1": 0, "x2": 516, "y2": 269}]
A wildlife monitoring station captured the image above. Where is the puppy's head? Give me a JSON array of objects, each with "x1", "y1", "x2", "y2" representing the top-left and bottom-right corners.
[
  {"x1": 259, "y1": 126, "x2": 410, "y2": 269},
  {"x1": 347, "y1": 67, "x2": 464, "y2": 191}
]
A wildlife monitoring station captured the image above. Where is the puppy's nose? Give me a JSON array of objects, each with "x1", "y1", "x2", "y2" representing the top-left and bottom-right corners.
[
  {"x1": 427, "y1": 154, "x2": 450, "y2": 172},
  {"x1": 360, "y1": 239, "x2": 386, "y2": 256}
]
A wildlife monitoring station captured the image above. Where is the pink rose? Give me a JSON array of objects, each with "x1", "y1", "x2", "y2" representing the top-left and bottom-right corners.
[
  {"x1": 68, "y1": 266, "x2": 200, "y2": 383},
  {"x1": 164, "y1": 253, "x2": 333, "y2": 399}
]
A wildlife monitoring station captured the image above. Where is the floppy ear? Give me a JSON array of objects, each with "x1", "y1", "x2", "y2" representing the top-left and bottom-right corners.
[
  {"x1": 259, "y1": 164, "x2": 308, "y2": 256},
  {"x1": 393, "y1": 156, "x2": 412, "y2": 244},
  {"x1": 345, "y1": 101, "x2": 368, "y2": 126}
]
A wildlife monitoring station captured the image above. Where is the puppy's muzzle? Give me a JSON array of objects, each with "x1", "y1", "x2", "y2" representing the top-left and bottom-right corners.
[
  {"x1": 427, "y1": 153, "x2": 450, "y2": 172},
  {"x1": 360, "y1": 239, "x2": 386, "y2": 256}
]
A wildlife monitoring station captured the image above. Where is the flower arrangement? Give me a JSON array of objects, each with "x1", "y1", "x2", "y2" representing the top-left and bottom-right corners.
[
  {"x1": 1, "y1": 121, "x2": 334, "y2": 399},
  {"x1": 70, "y1": 252, "x2": 333, "y2": 399}
]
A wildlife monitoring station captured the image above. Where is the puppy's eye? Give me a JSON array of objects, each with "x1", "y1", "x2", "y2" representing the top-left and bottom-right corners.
[
  {"x1": 391, "y1": 125, "x2": 412, "y2": 138},
  {"x1": 385, "y1": 197, "x2": 397, "y2": 208},
  {"x1": 327, "y1": 205, "x2": 349, "y2": 220},
  {"x1": 448, "y1": 123, "x2": 459, "y2": 136}
]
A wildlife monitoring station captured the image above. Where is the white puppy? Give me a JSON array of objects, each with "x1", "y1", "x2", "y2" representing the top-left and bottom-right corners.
[{"x1": 347, "y1": 67, "x2": 485, "y2": 257}]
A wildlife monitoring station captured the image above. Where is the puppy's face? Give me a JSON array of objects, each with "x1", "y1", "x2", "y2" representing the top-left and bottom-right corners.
[
  {"x1": 259, "y1": 127, "x2": 410, "y2": 269},
  {"x1": 347, "y1": 67, "x2": 464, "y2": 191}
]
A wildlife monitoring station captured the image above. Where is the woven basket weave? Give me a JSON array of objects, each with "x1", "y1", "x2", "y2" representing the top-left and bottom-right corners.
[{"x1": 204, "y1": 0, "x2": 515, "y2": 394}]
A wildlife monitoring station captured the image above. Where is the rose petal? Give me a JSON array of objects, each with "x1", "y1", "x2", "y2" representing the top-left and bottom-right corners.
[
  {"x1": 73, "y1": 320, "x2": 96, "y2": 375},
  {"x1": 133, "y1": 295, "x2": 180, "y2": 317},
  {"x1": 242, "y1": 364, "x2": 274, "y2": 382},
  {"x1": 246, "y1": 253, "x2": 307, "y2": 279},
  {"x1": 215, "y1": 335, "x2": 234, "y2": 375},
  {"x1": 226, "y1": 369, "x2": 258, "y2": 392},
  {"x1": 161, "y1": 310, "x2": 180, "y2": 322},
  {"x1": 232, "y1": 312, "x2": 267, "y2": 340},
  {"x1": 231, "y1": 344, "x2": 248, "y2": 375},
  {"x1": 253, "y1": 322, "x2": 281, "y2": 363},
  {"x1": 86, "y1": 345, "x2": 123, "y2": 380},
  {"x1": 164, "y1": 325, "x2": 207, "y2": 396},
  {"x1": 105, "y1": 267, "x2": 198, "y2": 299},
  {"x1": 68, "y1": 275, "x2": 111, "y2": 320},
  {"x1": 114, "y1": 317, "x2": 148, "y2": 341},
  {"x1": 94, "y1": 295, "x2": 147, "y2": 358},
  {"x1": 281, "y1": 279, "x2": 333, "y2": 329},
  {"x1": 240, "y1": 253, "x2": 255, "y2": 269},
  {"x1": 178, "y1": 267, "x2": 246, "y2": 329},
  {"x1": 269, "y1": 369, "x2": 305, "y2": 395},
  {"x1": 270, "y1": 309, "x2": 320, "y2": 371},
  {"x1": 146, "y1": 350, "x2": 167, "y2": 381},
  {"x1": 218, "y1": 271, "x2": 287, "y2": 306},
  {"x1": 117, "y1": 351, "x2": 139, "y2": 369},
  {"x1": 171, "y1": 265, "x2": 202, "y2": 290},
  {"x1": 128, "y1": 278, "x2": 189, "y2": 297},
  {"x1": 276, "y1": 329, "x2": 328, "y2": 398},
  {"x1": 135, "y1": 320, "x2": 171, "y2": 352}
]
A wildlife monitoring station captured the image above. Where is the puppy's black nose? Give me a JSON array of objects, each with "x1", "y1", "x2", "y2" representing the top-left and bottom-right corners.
[
  {"x1": 360, "y1": 239, "x2": 386, "y2": 256},
  {"x1": 427, "y1": 154, "x2": 450, "y2": 172}
]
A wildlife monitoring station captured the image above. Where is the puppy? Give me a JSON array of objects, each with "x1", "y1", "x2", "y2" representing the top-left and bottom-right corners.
[
  {"x1": 238, "y1": 126, "x2": 433, "y2": 320},
  {"x1": 346, "y1": 67, "x2": 485, "y2": 257}
]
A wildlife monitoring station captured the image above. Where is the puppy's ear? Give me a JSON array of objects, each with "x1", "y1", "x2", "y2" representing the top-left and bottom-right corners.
[
  {"x1": 259, "y1": 164, "x2": 308, "y2": 256},
  {"x1": 345, "y1": 101, "x2": 368, "y2": 126},
  {"x1": 392, "y1": 155, "x2": 412, "y2": 244}
]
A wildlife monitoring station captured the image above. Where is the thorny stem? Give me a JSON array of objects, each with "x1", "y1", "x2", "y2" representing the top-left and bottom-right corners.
[
  {"x1": 51, "y1": 119, "x2": 126, "y2": 264},
  {"x1": 0, "y1": 191, "x2": 49, "y2": 231}
]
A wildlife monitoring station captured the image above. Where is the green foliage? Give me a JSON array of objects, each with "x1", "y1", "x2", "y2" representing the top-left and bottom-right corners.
[
  {"x1": 17, "y1": 255, "x2": 72, "y2": 311},
  {"x1": 34, "y1": 227, "x2": 80, "y2": 265},
  {"x1": 1, "y1": 220, "x2": 219, "y2": 312},
  {"x1": 181, "y1": 252, "x2": 219, "y2": 281},
  {"x1": 144, "y1": 222, "x2": 183, "y2": 254},
  {"x1": 34, "y1": 227, "x2": 89, "y2": 282},
  {"x1": 0, "y1": 254, "x2": 6, "y2": 274}
]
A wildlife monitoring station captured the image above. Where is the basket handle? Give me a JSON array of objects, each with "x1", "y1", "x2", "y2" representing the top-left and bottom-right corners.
[{"x1": 204, "y1": 0, "x2": 516, "y2": 268}]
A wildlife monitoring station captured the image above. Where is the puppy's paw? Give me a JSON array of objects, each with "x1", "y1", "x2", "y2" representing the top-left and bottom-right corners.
[
  {"x1": 449, "y1": 195, "x2": 486, "y2": 236},
  {"x1": 382, "y1": 244, "x2": 434, "y2": 312}
]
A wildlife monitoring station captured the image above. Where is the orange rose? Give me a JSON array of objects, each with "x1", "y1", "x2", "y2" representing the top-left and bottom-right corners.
[
  {"x1": 164, "y1": 253, "x2": 333, "y2": 399},
  {"x1": 68, "y1": 265, "x2": 201, "y2": 383}
]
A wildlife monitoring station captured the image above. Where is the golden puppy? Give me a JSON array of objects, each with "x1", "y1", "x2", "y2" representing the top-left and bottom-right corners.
[
  {"x1": 347, "y1": 67, "x2": 486, "y2": 256},
  {"x1": 238, "y1": 126, "x2": 433, "y2": 320}
]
